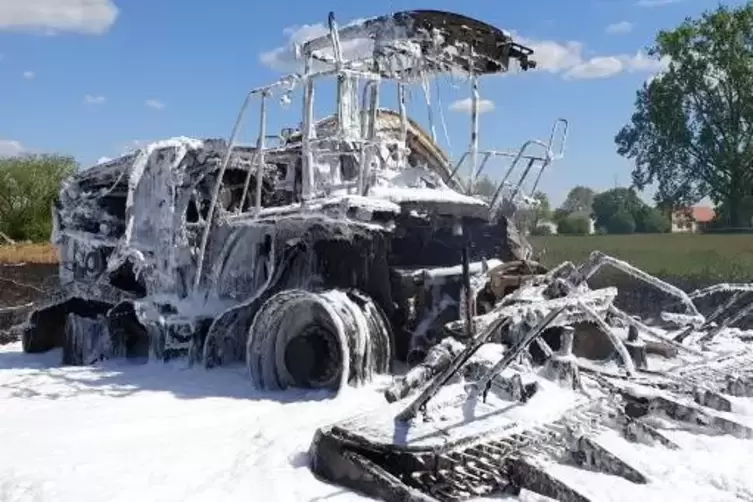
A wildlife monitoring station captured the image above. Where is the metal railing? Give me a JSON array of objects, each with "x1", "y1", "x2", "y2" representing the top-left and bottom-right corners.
[{"x1": 449, "y1": 118, "x2": 568, "y2": 208}]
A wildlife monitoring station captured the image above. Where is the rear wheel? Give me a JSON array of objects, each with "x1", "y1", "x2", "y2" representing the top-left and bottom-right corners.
[{"x1": 246, "y1": 289, "x2": 392, "y2": 391}]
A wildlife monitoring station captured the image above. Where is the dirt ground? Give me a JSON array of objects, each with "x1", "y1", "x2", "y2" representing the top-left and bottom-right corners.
[
  {"x1": 0, "y1": 263, "x2": 58, "y2": 336},
  {"x1": 0, "y1": 263, "x2": 58, "y2": 306}
]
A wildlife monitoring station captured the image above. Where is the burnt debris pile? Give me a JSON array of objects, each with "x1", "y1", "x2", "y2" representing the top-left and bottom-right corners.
[{"x1": 309, "y1": 251, "x2": 753, "y2": 502}]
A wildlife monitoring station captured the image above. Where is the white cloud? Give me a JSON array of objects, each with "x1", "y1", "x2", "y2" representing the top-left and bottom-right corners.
[
  {"x1": 513, "y1": 35, "x2": 585, "y2": 74},
  {"x1": 624, "y1": 51, "x2": 671, "y2": 73},
  {"x1": 96, "y1": 156, "x2": 111, "y2": 164},
  {"x1": 564, "y1": 52, "x2": 670, "y2": 80},
  {"x1": 0, "y1": 139, "x2": 24, "y2": 157},
  {"x1": 260, "y1": 19, "x2": 373, "y2": 72},
  {"x1": 513, "y1": 32, "x2": 668, "y2": 81},
  {"x1": 449, "y1": 98, "x2": 495, "y2": 114},
  {"x1": 0, "y1": 0, "x2": 119, "y2": 35},
  {"x1": 636, "y1": 0, "x2": 681, "y2": 6},
  {"x1": 84, "y1": 94, "x2": 106, "y2": 105},
  {"x1": 145, "y1": 99, "x2": 165, "y2": 110},
  {"x1": 606, "y1": 21, "x2": 633, "y2": 34},
  {"x1": 22, "y1": 70, "x2": 35, "y2": 79},
  {"x1": 565, "y1": 56, "x2": 624, "y2": 79}
]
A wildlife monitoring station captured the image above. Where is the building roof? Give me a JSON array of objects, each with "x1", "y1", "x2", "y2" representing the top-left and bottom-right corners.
[
  {"x1": 673, "y1": 205, "x2": 715, "y2": 223},
  {"x1": 691, "y1": 206, "x2": 715, "y2": 223}
]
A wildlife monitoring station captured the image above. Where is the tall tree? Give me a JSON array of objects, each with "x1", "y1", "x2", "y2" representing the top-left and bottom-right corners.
[
  {"x1": 560, "y1": 186, "x2": 596, "y2": 215},
  {"x1": 615, "y1": 4, "x2": 753, "y2": 227},
  {"x1": 514, "y1": 191, "x2": 552, "y2": 233},
  {"x1": 591, "y1": 187, "x2": 669, "y2": 234},
  {"x1": 472, "y1": 175, "x2": 497, "y2": 200},
  {"x1": 0, "y1": 154, "x2": 77, "y2": 241}
]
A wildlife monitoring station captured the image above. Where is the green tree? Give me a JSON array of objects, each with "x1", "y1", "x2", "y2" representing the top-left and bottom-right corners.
[
  {"x1": 552, "y1": 208, "x2": 570, "y2": 225},
  {"x1": 591, "y1": 188, "x2": 644, "y2": 231},
  {"x1": 530, "y1": 224, "x2": 553, "y2": 236},
  {"x1": 606, "y1": 211, "x2": 636, "y2": 234},
  {"x1": 634, "y1": 206, "x2": 671, "y2": 233},
  {"x1": 615, "y1": 4, "x2": 753, "y2": 228},
  {"x1": 560, "y1": 186, "x2": 596, "y2": 215},
  {"x1": 0, "y1": 154, "x2": 77, "y2": 241},
  {"x1": 557, "y1": 215, "x2": 591, "y2": 235},
  {"x1": 472, "y1": 175, "x2": 497, "y2": 200},
  {"x1": 514, "y1": 191, "x2": 552, "y2": 233},
  {"x1": 591, "y1": 187, "x2": 669, "y2": 234}
]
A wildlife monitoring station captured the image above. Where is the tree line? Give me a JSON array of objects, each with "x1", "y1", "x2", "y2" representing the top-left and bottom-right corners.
[{"x1": 473, "y1": 179, "x2": 671, "y2": 236}]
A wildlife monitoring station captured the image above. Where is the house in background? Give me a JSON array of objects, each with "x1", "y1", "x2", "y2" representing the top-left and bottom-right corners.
[{"x1": 671, "y1": 205, "x2": 715, "y2": 233}]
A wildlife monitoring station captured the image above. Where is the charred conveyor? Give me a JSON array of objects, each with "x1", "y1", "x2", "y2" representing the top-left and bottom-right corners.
[
  {"x1": 309, "y1": 251, "x2": 753, "y2": 501},
  {"x1": 13, "y1": 10, "x2": 568, "y2": 392}
]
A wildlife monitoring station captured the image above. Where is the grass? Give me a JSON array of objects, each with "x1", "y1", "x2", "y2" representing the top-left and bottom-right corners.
[
  {"x1": 530, "y1": 233, "x2": 753, "y2": 282},
  {"x1": 0, "y1": 243, "x2": 59, "y2": 264},
  {"x1": 3, "y1": 234, "x2": 752, "y2": 282}
]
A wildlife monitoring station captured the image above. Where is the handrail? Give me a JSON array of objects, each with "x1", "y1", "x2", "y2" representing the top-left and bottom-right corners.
[
  {"x1": 446, "y1": 117, "x2": 569, "y2": 208},
  {"x1": 193, "y1": 81, "x2": 299, "y2": 293}
]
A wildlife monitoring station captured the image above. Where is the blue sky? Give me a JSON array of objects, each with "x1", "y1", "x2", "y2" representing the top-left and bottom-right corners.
[{"x1": 0, "y1": 0, "x2": 742, "y2": 206}]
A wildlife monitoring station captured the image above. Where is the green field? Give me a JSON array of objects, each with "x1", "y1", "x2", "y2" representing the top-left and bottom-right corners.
[{"x1": 529, "y1": 234, "x2": 753, "y2": 282}]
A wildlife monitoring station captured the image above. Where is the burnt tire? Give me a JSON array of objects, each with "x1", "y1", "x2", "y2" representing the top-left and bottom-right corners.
[
  {"x1": 23, "y1": 298, "x2": 113, "y2": 354},
  {"x1": 246, "y1": 289, "x2": 392, "y2": 391},
  {"x1": 61, "y1": 313, "x2": 111, "y2": 366},
  {"x1": 20, "y1": 324, "x2": 46, "y2": 353}
]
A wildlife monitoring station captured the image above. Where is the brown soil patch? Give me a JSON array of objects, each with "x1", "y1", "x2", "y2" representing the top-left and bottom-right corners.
[{"x1": 0, "y1": 243, "x2": 59, "y2": 265}]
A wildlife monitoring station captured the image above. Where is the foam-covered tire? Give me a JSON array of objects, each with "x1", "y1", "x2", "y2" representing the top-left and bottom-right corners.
[
  {"x1": 246, "y1": 289, "x2": 392, "y2": 391},
  {"x1": 61, "y1": 313, "x2": 111, "y2": 366}
]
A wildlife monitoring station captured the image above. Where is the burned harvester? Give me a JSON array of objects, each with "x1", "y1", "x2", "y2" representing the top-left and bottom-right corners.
[{"x1": 16, "y1": 11, "x2": 567, "y2": 391}]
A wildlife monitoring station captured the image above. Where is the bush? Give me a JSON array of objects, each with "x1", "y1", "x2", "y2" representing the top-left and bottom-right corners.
[
  {"x1": 531, "y1": 225, "x2": 553, "y2": 236},
  {"x1": 606, "y1": 211, "x2": 636, "y2": 234},
  {"x1": 557, "y1": 215, "x2": 591, "y2": 235},
  {"x1": 0, "y1": 154, "x2": 77, "y2": 242},
  {"x1": 635, "y1": 207, "x2": 670, "y2": 233}
]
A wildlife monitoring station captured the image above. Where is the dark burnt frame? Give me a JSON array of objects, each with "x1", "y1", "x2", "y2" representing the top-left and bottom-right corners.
[{"x1": 301, "y1": 10, "x2": 537, "y2": 76}]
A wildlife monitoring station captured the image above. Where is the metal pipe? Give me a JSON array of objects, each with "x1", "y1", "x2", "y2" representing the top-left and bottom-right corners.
[
  {"x1": 237, "y1": 150, "x2": 257, "y2": 215},
  {"x1": 193, "y1": 90, "x2": 254, "y2": 292},
  {"x1": 469, "y1": 74, "x2": 479, "y2": 195},
  {"x1": 360, "y1": 80, "x2": 375, "y2": 138},
  {"x1": 254, "y1": 93, "x2": 268, "y2": 216},
  {"x1": 469, "y1": 305, "x2": 567, "y2": 398},
  {"x1": 421, "y1": 75, "x2": 437, "y2": 143},
  {"x1": 461, "y1": 241, "x2": 474, "y2": 339},
  {"x1": 510, "y1": 157, "x2": 538, "y2": 200},
  {"x1": 547, "y1": 118, "x2": 569, "y2": 160},
  {"x1": 395, "y1": 316, "x2": 514, "y2": 422},
  {"x1": 530, "y1": 162, "x2": 548, "y2": 193},
  {"x1": 397, "y1": 82, "x2": 408, "y2": 166},
  {"x1": 359, "y1": 79, "x2": 380, "y2": 196},
  {"x1": 301, "y1": 57, "x2": 315, "y2": 203},
  {"x1": 489, "y1": 139, "x2": 549, "y2": 209},
  {"x1": 473, "y1": 152, "x2": 493, "y2": 179}
]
